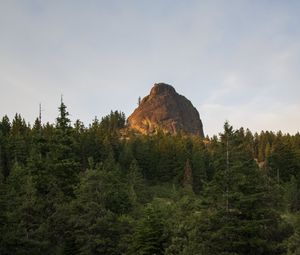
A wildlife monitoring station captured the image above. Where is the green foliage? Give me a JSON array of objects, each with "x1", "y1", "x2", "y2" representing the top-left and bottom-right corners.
[
  {"x1": 285, "y1": 176, "x2": 300, "y2": 212},
  {"x1": 287, "y1": 213, "x2": 300, "y2": 255},
  {"x1": 129, "y1": 203, "x2": 167, "y2": 255},
  {"x1": 68, "y1": 166, "x2": 132, "y2": 255},
  {"x1": 128, "y1": 159, "x2": 147, "y2": 204},
  {"x1": 269, "y1": 140, "x2": 300, "y2": 183},
  {"x1": 194, "y1": 124, "x2": 292, "y2": 255},
  {"x1": 1, "y1": 103, "x2": 300, "y2": 254},
  {"x1": 3, "y1": 163, "x2": 51, "y2": 255}
]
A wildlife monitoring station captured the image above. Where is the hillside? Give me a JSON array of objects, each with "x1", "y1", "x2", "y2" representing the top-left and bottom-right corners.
[{"x1": 0, "y1": 103, "x2": 300, "y2": 255}]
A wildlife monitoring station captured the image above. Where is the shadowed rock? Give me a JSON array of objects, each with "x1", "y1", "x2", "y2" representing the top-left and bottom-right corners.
[{"x1": 128, "y1": 83, "x2": 204, "y2": 136}]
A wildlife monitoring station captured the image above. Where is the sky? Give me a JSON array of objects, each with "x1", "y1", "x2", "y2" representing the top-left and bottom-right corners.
[{"x1": 0, "y1": 0, "x2": 299, "y2": 136}]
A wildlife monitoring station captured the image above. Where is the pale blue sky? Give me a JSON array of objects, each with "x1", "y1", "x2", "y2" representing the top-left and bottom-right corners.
[{"x1": 0, "y1": 0, "x2": 299, "y2": 136}]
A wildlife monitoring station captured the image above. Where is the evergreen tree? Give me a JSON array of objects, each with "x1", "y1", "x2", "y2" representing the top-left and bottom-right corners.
[
  {"x1": 0, "y1": 115, "x2": 11, "y2": 178},
  {"x1": 128, "y1": 159, "x2": 145, "y2": 204},
  {"x1": 285, "y1": 176, "x2": 300, "y2": 212},
  {"x1": 0, "y1": 172, "x2": 9, "y2": 254},
  {"x1": 69, "y1": 166, "x2": 132, "y2": 255},
  {"x1": 183, "y1": 159, "x2": 193, "y2": 191},
  {"x1": 269, "y1": 140, "x2": 300, "y2": 183},
  {"x1": 48, "y1": 100, "x2": 80, "y2": 196},
  {"x1": 129, "y1": 204, "x2": 166, "y2": 255},
  {"x1": 194, "y1": 123, "x2": 292, "y2": 255},
  {"x1": 4, "y1": 163, "x2": 51, "y2": 255},
  {"x1": 288, "y1": 213, "x2": 300, "y2": 255},
  {"x1": 1, "y1": 104, "x2": 300, "y2": 255},
  {"x1": 191, "y1": 140, "x2": 208, "y2": 193}
]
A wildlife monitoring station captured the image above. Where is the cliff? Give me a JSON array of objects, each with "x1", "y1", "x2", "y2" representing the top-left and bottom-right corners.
[{"x1": 128, "y1": 83, "x2": 204, "y2": 136}]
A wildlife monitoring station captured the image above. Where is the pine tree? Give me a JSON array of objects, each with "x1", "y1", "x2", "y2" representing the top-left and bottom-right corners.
[
  {"x1": 49, "y1": 99, "x2": 80, "y2": 196},
  {"x1": 128, "y1": 159, "x2": 144, "y2": 204},
  {"x1": 0, "y1": 116, "x2": 11, "y2": 178},
  {"x1": 191, "y1": 140, "x2": 208, "y2": 194},
  {"x1": 129, "y1": 204, "x2": 166, "y2": 255},
  {"x1": 269, "y1": 140, "x2": 300, "y2": 183},
  {"x1": 56, "y1": 98, "x2": 71, "y2": 131},
  {"x1": 183, "y1": 159, "x2": 193, "y2": 191},
  {"x1": 69, "y1": 167, "x2": 131, "y2": 255},
  {"x1": 193, "y1": 123, "x2": 292, "y2": 255},
  {"x1": 4, "y1": 163, "x2": 50, "y2": 254},
  {"x1": 286, "y1": 176, "x2": 300, "y2": 212},
  {"x1": 288, "y1": 213, "x2": 300, "y2": 255},
  {"x1": 0, "y1": 172, "x2": 9, "y2": 254},
  {"x1": 8, "y1": 114, "x2": 29, "y2": 166}
]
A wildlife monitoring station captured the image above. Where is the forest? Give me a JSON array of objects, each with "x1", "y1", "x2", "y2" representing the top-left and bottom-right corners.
[{"x1": 0, "y1": 101, "x2": 300, "y2": 255}]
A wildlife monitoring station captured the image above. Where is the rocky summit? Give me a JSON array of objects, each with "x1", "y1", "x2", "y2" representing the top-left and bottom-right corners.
[{"x1": 127, "y1": 83, "x2": 204, "y2": 136}]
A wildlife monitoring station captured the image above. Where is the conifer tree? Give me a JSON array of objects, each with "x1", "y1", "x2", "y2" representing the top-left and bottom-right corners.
[
  {"x1": 129, "y1": 204, "x2": 166, "y2": 255},
  {"x1": 288, "y1": 213, "x2": 300, "y2": 255},
  {"x1": 183, "y1": 159, "x2": 193, "y2": 191},
  {"x1": 49, "y1": 99, "x2": 80, "y2": 196},
  {"x1": 128, "y1": 159, "x2": 144, "y2": 204},
  {"x1": 69, "y1": 166, "x2": 131, "y2": 255},
  {"x1": 0, "y1": 116, "x2": 11, "y2": 178},
  {"x1": 193, "y1": 123, "x2": 292, "y2": 255}
]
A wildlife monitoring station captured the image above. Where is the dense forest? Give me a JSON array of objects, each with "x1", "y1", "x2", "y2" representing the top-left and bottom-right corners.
[{"x1": 0, "y1": 101, "x2": 300, "y2": 255}]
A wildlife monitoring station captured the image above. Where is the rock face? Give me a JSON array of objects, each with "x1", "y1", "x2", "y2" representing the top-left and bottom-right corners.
[{"x1": 128, "y1": 83, "x2": 204, "y2": 137}]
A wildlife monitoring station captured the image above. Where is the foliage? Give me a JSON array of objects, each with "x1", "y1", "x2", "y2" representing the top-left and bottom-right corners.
[{"x1": 0, "y1": 103, "x2": 299, "y2": 254}]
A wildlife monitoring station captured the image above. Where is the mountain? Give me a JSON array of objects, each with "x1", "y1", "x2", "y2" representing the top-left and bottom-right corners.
[{"x1": 127, "y1": 83, "x2": 204, "y2": 136}]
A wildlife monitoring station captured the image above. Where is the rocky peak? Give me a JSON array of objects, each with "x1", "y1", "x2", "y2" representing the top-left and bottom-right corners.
[
  {"x1": 150, "y1": 83, "x2": 176, "y2": 96},
  {"x1": 128, "y1": 83, "x2": 204, "y2": 137}
]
